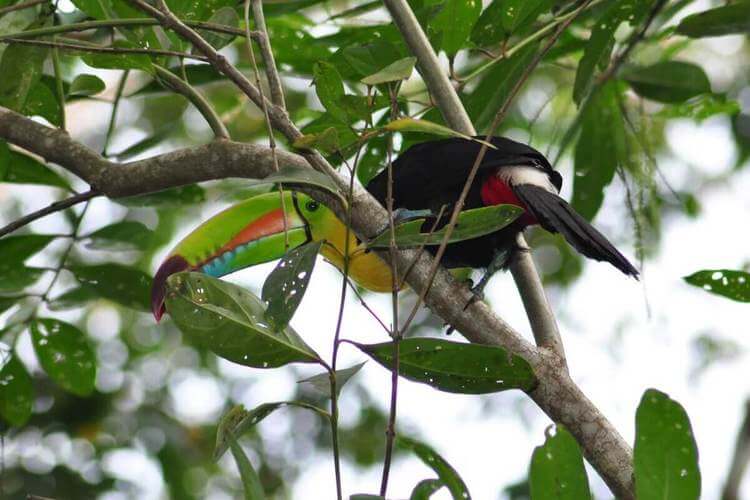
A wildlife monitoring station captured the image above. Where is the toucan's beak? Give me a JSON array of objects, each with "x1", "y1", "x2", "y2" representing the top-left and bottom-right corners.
[{"x1": 151, "y1": 191, "x2": 311, "y2": 321}]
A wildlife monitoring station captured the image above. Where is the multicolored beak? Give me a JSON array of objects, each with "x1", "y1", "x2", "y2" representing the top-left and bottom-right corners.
[{"x1": 151, "y1": 191, "x2": 314, "y2": 321}]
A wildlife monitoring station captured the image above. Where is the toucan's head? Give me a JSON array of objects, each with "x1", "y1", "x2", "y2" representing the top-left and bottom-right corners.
[{"x1": 151, "y1": 190, "x2": 336, "y2": 321}]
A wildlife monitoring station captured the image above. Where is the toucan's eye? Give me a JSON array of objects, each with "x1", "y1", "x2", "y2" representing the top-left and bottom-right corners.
[{"x1": 305, "y1": 200, "x2": 320, "y2": 212}]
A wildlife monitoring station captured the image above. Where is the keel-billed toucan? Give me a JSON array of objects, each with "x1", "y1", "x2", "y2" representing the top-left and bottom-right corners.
[{"x1": 151, "y1": 137, "x2": 637, "y2": 321}]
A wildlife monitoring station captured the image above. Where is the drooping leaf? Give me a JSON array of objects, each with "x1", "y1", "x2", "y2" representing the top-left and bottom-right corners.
[
  {"x1": 166, "y1": 273, "x2": 323, "y2": 368},
  {"x1": 397, "y1": 436, "x2": 471, "y2": 500},
  {"x1": 353, "y1": 338, "x2": 537, "y2": 393},
  {"x1": 0, "y1": 353, "x2": 33, "y2": 426},
  {"x1": 361, "y1": 57, "x2": 416, "y2": 85},
  {"x1": 297, "y1": 362, "x2": 365, "y2": 399},
  {"x1": 529, "y1": 425, "x2": 592, "y2": 500},
  {"x1": 0, "y1": 234, "x2": 55, "y2": 262},
  {"x1": 0, "y1": 40, "x2": 46, "y2": 112},
  {"x1": 676, "y1": 1, "x2": 750, "y2": 38},
  {"x1": 83, "y1": 221, "x2": 154, "y2": 251},
  {"x1": 230, "y1": 439, "x2": 266, "y2": 500},
  {"x1": 429, "y1": 0, "x2": 482, "y2": 55},
  {"x1": 82, "y1": 41, "x2": 154, "y2": 73},
  {"x1": 410, "y1": 479, "x2": 445, "y2": 500},
  {"x1": 367, "y1": 204, "x2": 523, "y2": 248},
  {"x1": 383, "y1": 117, "x2": 471, "y2": 140},
  {"x1": 68, "y1": 74, "x2": 106, "y2": 97},
  {"x1": 214, "y1": 402, "x2": 330, "y2": 459},
  {"x1": 684, "y1": 269, "x2": 750, "y2": 303},
  {"x1": 634, "y1": 389, "x2": 701, "y2": 500},
  {"x1": 262, "y1": 241, "x2": 322, "y2": 331},
  {"x1": 572, "y1": 82, "x2": 626, "y2": 220},
  {"x1": 313, "y1": 61, "x2": 349, "y2": 124},
  {"x1": 30, "y1": 319, "x2": 96, "y2": 397},
  {"x1": 69, "y1": 263, "x2": 152, "y2": 312},
  {"x1": 0, "y1": 141, "x2": 71, "y2": 189},
  {"x1": 624, "y1": 61, "x2": 711, "y2": 103}
]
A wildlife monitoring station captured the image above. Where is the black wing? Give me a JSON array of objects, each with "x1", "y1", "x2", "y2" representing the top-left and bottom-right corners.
[{"x1": 513, "y1": 184, "x2": 639, "y2": 277}]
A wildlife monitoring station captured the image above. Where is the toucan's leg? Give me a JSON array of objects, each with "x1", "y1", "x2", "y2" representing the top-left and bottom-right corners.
[{"x1": 463, "y1": 248, "x2": 510, "y2": 310}]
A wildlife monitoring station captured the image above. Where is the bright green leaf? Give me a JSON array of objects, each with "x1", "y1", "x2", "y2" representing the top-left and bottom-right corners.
[
  {"x1": 624, "y1": 61, "x2": 711, "y2": 103},
  {"x1": 230, "y1": 439, "x2": 266, "y2": 500},
  {"x1": 69, "y1": 263, "x2": 152, "y2": 311},
  {"x1": 353, "y1": 338, "x2": 537, "y2": 394},
  {"x1": 262, "y1": 241, "x2": 322, "y2": 331},
  {"x1": 0, "y1": 353, "x2": 33, "y2": 426},
  {"x1": 634, "y1": 389, "x2": 701, "y2": 500},
  {"x1": 684, "y1": 269, "x2": 750, "y2": 303},
  {"x1": 83, "y1": 221, "x2": 154, "y2": 251},
  {"x1": 410, "y1": 479, "x2": 445, "y2": 500},
  {"x1": 529, "y1": 425, "x2": 592, "y2": 500},
  {"x1": 676, "y1": 1, "x2": 750, "y2": 38},
  {"x1": 397, "y1": 436, "x2": 471, "y2": 500},
  {"x1": 30, "y1": 318, "x2": 96, "y2": 397},
  {"x1": 361, "y1": 57, "x2": 416, "y2": 85},
  {"x1": 313, "y1": 61, "x2": 349, "y2": 123},
  {"x1": 429, "y1": 0, "x2": 482, "y2": 55},
  {"x1": 368, "y1": 204, "x2": 523, "y2": 248},
  {"x1": 292, "y1": 127, "x2": 341, "y2": 155},
  {"x1": 657, "y1": 94, "x2": 740, "y2": 122},
  {"x1": 166, "y1": 273, "x2": 323, "y2": 368},
  {"x1": 297, "y1": 362, "x2": 365, "y2": 399},
  {"x1": 68, "y1": 74, "x2": 106, "y2": 97}
]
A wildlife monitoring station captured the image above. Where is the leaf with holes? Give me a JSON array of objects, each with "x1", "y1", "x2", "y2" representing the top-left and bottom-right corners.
[
  {"x1": 624, "y1": 61, "x2": 711, "y2": 103},
  {"x1": 684, "y1": 269, "x2": 750, "y2": 303},
  {"x1": 634, "y1": 389, "x2": 701, "y2": 500},
  {"x1": 262, "y1": 241, "x2": 322, "y2": 331},
  {"x1": 361, "y1": 57, "x2": 416, "y2": 85},
  {"x1": 530, "y1": 425, "x2": 592, "y2": 500},
  {"x1": 297, "y1": 362, "x2": 365, "y2": 399},
  {"x1": 352, "y1": 338, "x2": 537, "y2": 394},
  {"x1": 31, "y1": 319, "x2": 96, "y2": 396},
  {"x1": 166, "y1": 273, "x2": 322, "y2": 368},
  {"x1": 69, "y1": 263, "x2": 152, "y2": 312},
  {"x1": 83, "y1": 221, "x2": 154, "y2": 251},
  {"x1": 0, "y1": 353, "x2": 33, "y2": 426},
  {"x1": 398, "y1": 436, "x2": 471, "y2": 500},
  {"x1": 368, "y1": 204, "x2": 523, "y2": 248},
  {"x1": 676, "y1": 1, "x2": 750, "y2": 38},
  {"x1": 214, "y1": 402, "x2": 329, "y2": 459}
]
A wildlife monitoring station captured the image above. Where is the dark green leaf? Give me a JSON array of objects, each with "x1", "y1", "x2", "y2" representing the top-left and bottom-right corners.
[
  {"x1": 572, "y1": 82, "x2": 626, "y2": 220},
  {"x1": 262, "y1": 241, "x2": 322, "y2": 331},
  {"x1": 0, "y1": 40, "x2": 46, "y2": 112},
  {"x1": 23, "y1": 82, "x2": 62, "y2": 126},
  {"x1": 429, "y1": 0, "x2": 482, "y2": 55},
  {"x1": 215, "y1": 402, "x2": 329, "y2": 459},
  {"x1": 353, "y1": 338, "x2": 537, "y2": 393},
  {"x1": 501, "y1": 0, "x2": 554, "y2": 35},
  {"x1": 69, "y1": 263, "x2": 152, "y2": 311},
  {"x1": 230, "y1": 440, "x2": 266, "y2": 500},
  {"x1": 361, "y1": 57, "x2": 416, "y2": 85},
  {"x1": 30, "y1": 318, "x2": 96, "y2": 397},
  {"x1": 47, "y1": 286, "x2": 100, "y2": 311},
  {"x1": 0, "y1": 296, "x2": 19, "y2": 315},
  {"x1": 624, "y1": 61, "x2": 711, "y2": 103},
  {"x1": 470, "y1": 0, "x2": 509, "y2": 47},
  {"x1": 684, "y1": 269, "x2": 750, "y2": 303},
  {"x1": 676, "y1": 1, "x2": 750, "y2": 38},
  {"x1": 397, "y1": 436, "x2": 471, "y2": 500},
  {"x1": 313, "y1": 61, "x2": 349, "y2": 123},
  {"x1": 0, "y1": 353, "x2": 33, "y2": 426},
  {"x1": 410, "y1": 479, "x2": 445, "y2": 500},
  {"x1": 368, "y1": 204, "x2": 523, "y2": 248},
  {"x1": 0, "y1": 141, "x2": 71, "y2": 189},
  {"x1": 297, "y1": 362, "x2": 365, "y2": 399},
  {"x1": 118, "y1": 184, "x2": 206, "y2": 207},
  {"x1": 0, "y1": 234, "x2": 55, "y2": 263},
  {"x1": 199, "y1": 6, "x2": 240, "y2": 50},
  {"x1": 0, "y1": 266, "x2": 45, "y2": 293},
  {"x1": 529, "y1": 425, "x2": 592, "y2": 500},
  {"x1": 634, "y1": 389, "x2": 701, "y2": 500},
  {"x1": 166, "y1": 273, "x2": 322, "y2": 368},
  {"x1": 83, "y1": 221, "x2": 154, "y2": 251},
  {"x1": 82, "y1": 41, "x2": 154, "y2": 73},
  {"x1": 341, "y1": 40, "x2": 405, "y2": 80},
  {"x1": 292, "y1": 127, "x2": 341, "y2": 155},
  {"x1": 68, "y1": 74, "x2": 106, "y2": 97}
]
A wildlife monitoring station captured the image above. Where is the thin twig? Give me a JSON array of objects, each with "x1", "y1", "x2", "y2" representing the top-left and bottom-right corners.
[
  {"x1": 250, "y1": 0, "x2": 286, "y2": 109},
  {"x1": 0, "y1": 37, "x2": 210, "y2": 61},
  {"x1": 0, "y1": 0, "x2": 46, "y2": 16},
  {"x1": 0, "y1": 190, "x2": 99, "y2": 239}
]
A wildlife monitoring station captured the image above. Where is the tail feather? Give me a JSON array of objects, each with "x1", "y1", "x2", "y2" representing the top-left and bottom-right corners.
[{"x1": 513, "y1": 184, "x2": 639, "y2": 278}]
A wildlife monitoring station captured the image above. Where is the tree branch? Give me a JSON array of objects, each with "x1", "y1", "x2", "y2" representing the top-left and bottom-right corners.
[
  {"x1": 250, "y1": 0, "x2": 286, "y2": 109},
  {"x1": 0, "y1": 190, "x2": 99, "y2": 238}
]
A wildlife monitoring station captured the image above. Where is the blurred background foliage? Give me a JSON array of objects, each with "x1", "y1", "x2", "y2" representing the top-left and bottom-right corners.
[{"x1": 0, "y1": 0, "x2": 749, "y2": 498}]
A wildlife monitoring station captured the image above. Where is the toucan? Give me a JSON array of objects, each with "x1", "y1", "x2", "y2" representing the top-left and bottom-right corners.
[{"x1": 150, "y1": 137, "x2": 638, "y2": 321}]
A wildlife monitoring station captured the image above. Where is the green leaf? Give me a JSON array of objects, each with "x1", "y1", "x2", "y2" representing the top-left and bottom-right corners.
[
  {"x1": 230, "y1": 439, "x2": 266, "y2": 500},
  {"x1": 47, "y1": 286, "x2": 100, "y2": 311},
  {"x1": 0, "y1": 266, "x2": 45, "y2": 293},
  {"x1": 215, "y1": 402, "x2": 329, "y2": 460},
  {"x1": 341, "y1": 40, "x2": 405, "y2": 80},
  {"x1": 0, "y1": 40, "x2": 46, "y2": 112},
  {"x1": 0, "y1": 296, "x2": 18, "y2": 315},
  {"x1": 313, "y1": 61, "x2": 349, "y2": 123},
  {"x1": 353, "y1": 338, "x2": 537, "y2": 394},
  {"x1": 470, "y1": 0, "x2": 510, "y2": 47},
  {"x1": 262, "y1": 241, "x2": 322, "y2": 331},
  {"x1": 676, "y1": 1, "x2": 750, "y2": 38},
  {"x1": 529, "y1": 425, "x2": 592, "y2": 500},
  {"x1": 68, "y1": 74, "x2": 106, "y2": 97},
  {"x1": 429, "y1": 0, "x2": 482, "y2": 55},
  {"x1": 199, "y1": 6, "x2": 240, "y2": 50},
  {"x1": 684, "y1": 269, "x2": 750, "y2": 303},
  {"x1": 397, "y1": 436, "x2": 471, "y2": 500},
  {"x1": 634, "y1": 389, "x2": 701, "y2": 500},
  {"x1": 0, "y1": 234, "x2": 55, "y2": 263},
  {"x1": 30, "y1": 319, "x2": 96, "y2": 397},
  {"x1": 361, "y1": 57, "x2": 416, "y2": 85},
  {"x1": 247, "y1": 165, "x2": 345, "y2": 206},
  {"x1": 368, "y1": 204, "x2": 523, "y2": 248},
  {"x1": 297, "y1": 362, "x2": 365, "y2": 399},
  {"x1": 410, "y1": 479, "x2": 445, "y2": 500},
  {"x1": 572, "y1": 82, "x2": 626, "y2": 220},
  {"x1": 0, "y1": 353, "x2": 33, "y2": 426},
  {"x1": 501, "y1": 0, "x2": 554, "y2": 35},
  {"x1": 383, "y1": 117, "x2": 469, "y2": 139},
  {"x1": 110, "y1": 127, "x2": 174, "y2": 160},
  {"x1": 69, "y1": 263, "x2": 152, "y2": 312},
  {"x1": 657, "y1": 93, "x2": 740, "y2": 122},
  {"x1": 23, "y1": 82, "x2": 62, "y2": 127},
  {"x1": 118, "y1": 184, "x2": 206, "y2": 207},
  {"x1": 166, "y1": 273, "x2": 322, "y2": 368},
  {"x1": 0, "y1": 141, "x2": 71, "y2": 189},
  {"x1": 292, "y1": 127, "x2": 341, "y2": 155},
  {"x1": 624, "y1": 61, "x2": 711, "y2": 103},
  {"x1": 82, "y1": 41, "x2": 154, "y2": 73},
  {"x1": 83, "y1": 221, "x2": 154, "y2": 251}
]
